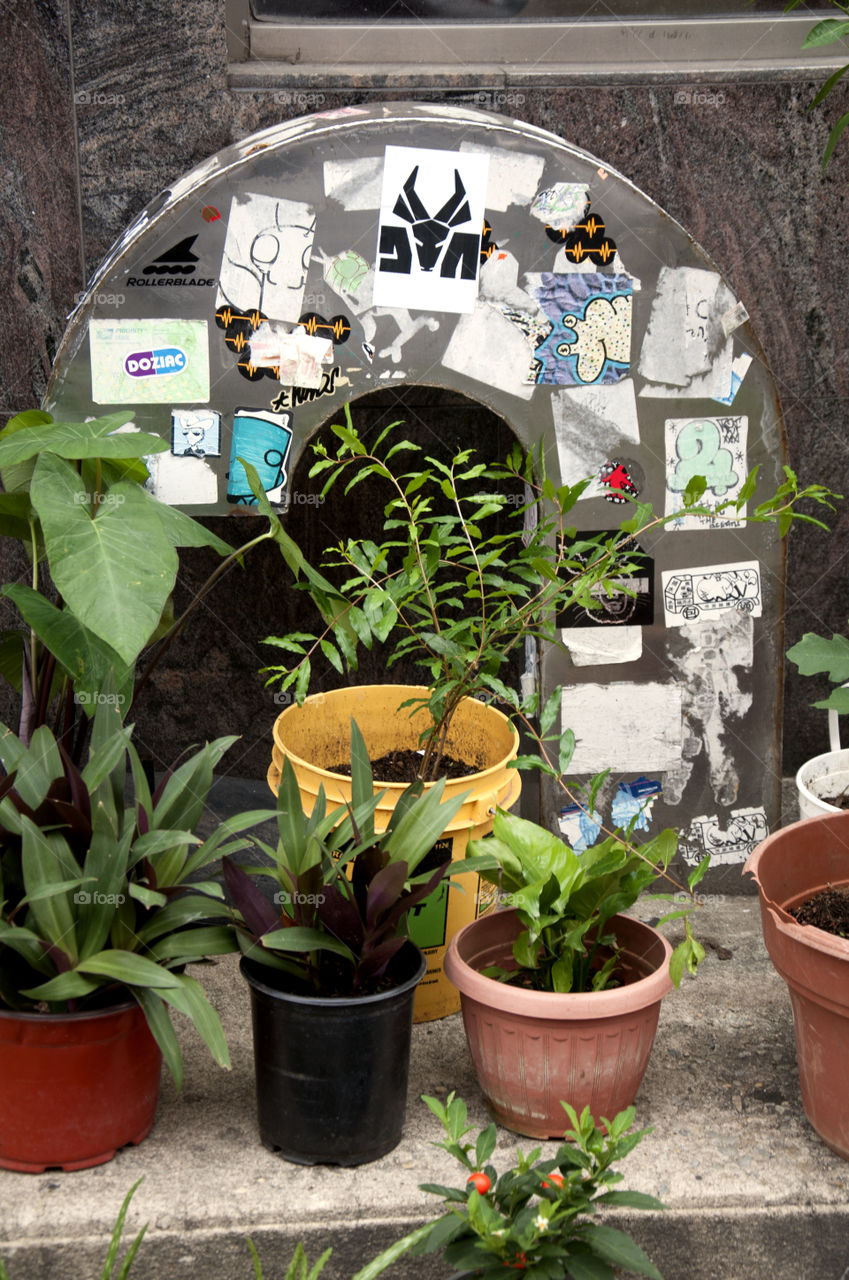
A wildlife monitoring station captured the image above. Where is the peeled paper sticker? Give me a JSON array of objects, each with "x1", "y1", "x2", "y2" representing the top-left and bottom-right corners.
[
  {"x1": 323, "y1": 156, "x2": 384, "y2": 210},
  {"x1": 530, "y1": 183, "x2": 589, "y2": 231},
  {"x1": 551, "y1": 378, "x2": 640, "y2": 486}
]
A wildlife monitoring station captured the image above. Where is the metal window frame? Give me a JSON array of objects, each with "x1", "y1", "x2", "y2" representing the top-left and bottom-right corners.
[{"x1": 225, "y1": 1, "x2": 849, "y2": 88}]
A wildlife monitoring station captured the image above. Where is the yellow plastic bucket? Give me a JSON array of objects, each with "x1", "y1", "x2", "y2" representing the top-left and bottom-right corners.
[{"x1": 267, "y1": 685, "x2": 521, "y2": 1021}]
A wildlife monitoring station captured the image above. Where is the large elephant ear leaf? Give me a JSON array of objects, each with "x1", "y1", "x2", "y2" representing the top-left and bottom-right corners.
[
  {"x1": 2, "y1": 584, "x2": 134, "y2": 713},
  {"x1": 30, "y1": 452, "x2": 178, "y2": 666}
]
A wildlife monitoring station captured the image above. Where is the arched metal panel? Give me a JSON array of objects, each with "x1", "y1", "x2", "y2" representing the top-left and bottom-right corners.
[{"x1": 47, "y1": 103, "x2": 786, "y2": 889}]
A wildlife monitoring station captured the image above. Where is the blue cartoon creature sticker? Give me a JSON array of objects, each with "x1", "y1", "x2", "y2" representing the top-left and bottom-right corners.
[{"x1": 227, "y1": 408, "x2": 293, "y2": 505}]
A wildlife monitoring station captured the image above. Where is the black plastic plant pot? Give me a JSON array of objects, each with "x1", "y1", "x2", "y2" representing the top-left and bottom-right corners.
[{"x1": 239, "y1": 942, "x2": 427, "y2": 1166}]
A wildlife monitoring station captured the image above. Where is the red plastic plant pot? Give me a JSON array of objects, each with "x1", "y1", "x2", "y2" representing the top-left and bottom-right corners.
[
  {"x1": 0, "y1": 1001, "x2": 162, "y2": 1173},
  {"x1": 444, "y1": 907, "x2": 673, "y2": 1139}
]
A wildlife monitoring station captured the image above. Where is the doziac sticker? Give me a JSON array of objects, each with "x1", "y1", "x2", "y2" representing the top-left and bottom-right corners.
[{"x1": 90, "y1": 318, "x2": 209, "y2": 404}]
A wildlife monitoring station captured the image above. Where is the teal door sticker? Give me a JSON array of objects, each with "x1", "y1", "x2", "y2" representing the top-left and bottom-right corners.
[{"x1": 89, "y1": 318, "x2": 210, "y2": 404}]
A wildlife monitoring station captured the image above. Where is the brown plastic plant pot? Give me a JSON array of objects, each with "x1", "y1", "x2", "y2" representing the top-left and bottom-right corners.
[
  {"x1": 0, "y1": 1000, "x2": 162, "y2": 1173},
  {"x1": 744, "y1": 810, "x2": 849, "y2": 1160},
  {"x1": 443, "y1": 906, "x2": 673, "y2": 1139}
]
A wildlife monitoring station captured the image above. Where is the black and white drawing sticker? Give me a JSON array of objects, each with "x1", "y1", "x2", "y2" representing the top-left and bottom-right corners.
[
  {"x1": 373, "y1": 145, "x2": 489, "y2": 314},
  {"x1": 661, "y1": 560, "x2": 762, "y2": 627}
]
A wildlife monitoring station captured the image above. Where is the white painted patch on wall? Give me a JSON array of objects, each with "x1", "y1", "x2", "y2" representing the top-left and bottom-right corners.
[
  {"x1": 561, "y1": 681, "x2": 683, "y2": 774},
  {"x1": 458, "y1": 141, "x2": 546, "y2": 210},
  {"x1": 323, "y1": 156, "x2": 384, "y2": 210}
]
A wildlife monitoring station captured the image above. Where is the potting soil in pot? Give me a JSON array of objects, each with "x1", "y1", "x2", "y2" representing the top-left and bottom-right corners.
[
  {"x1": 791, "y1": 885, "x2": 849, "y2": 938},
  {"x1": 325, "y1": 748, "x2": 480, "y2": 781}
]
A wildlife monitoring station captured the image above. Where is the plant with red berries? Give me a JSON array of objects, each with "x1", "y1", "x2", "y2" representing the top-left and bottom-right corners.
[{"x1": 356, "y1": 1092, "x2": 665, "y2": 1280}]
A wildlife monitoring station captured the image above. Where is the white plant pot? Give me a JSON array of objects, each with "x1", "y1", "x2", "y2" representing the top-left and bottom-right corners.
[
  {"x1": 795, "y1": 694, "x2": 849, "y2": 819},
  {"x1": 796, "y1": 748, "x2": 849, "y2": 819}
]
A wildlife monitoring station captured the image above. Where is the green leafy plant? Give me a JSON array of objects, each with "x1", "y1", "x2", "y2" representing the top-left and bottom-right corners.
[
  {"x1": 785, "y1": 0, "x2": 849, "y2": 167},
  {"x1": 355, "y1": 1092, "x2": 665, "y2": 1280},
  {"x1": 223, "y1": 719, "x2": 468, "y2": 996},
  {"x1": 0, "y1": 410, "x2": 310, "y2": 764},
  {"x1": 786, "y1": 627, "x2": 849, "y2": 714},
  {"x1": 263, "y1": 408, "x2": 835, "y2": 784},
  {"x1": 0, "y1": 690, "x2": 269, "y2": 1085},
  {"x1": 0, "y1": 1178, "x2": 148, "y2": 1280},
  {"x1": 463, "y1": 808, "x2": 706, "y2": 992},
  {"x1": 246, "y1": 1240, "x2": 332, "y2": 1280}
]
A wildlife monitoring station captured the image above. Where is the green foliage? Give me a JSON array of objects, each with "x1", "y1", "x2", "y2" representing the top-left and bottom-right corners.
[
  {"x1": 247, "y1": 1240, "x2": 333, "y2": 1280},
  {"x1": 0, "y1": 692, "x2": 267, "y2": 1086},
  {"x1": 0, "y1": 1179, "x2": 148, "y2": 1280},
  {"x1": 223, "y1": 720, "x2": 469, "y2": 996},
  {"x1": 785, "y1": 0, "x2": 849, "y2": 166},
  {"x1": 263, "y1": 411, "x2": 834, "y2": 783},
  {"x1": 355, "y1": 1093, "x2": 665, "y2": 1280},
  {"x1": 463, "y1": 809, "x2": 686, "y2": 993},
  {"x1": 0, "y1": 410, "x2": 234, "y2": 759},
  {"x1": 787, "y1": 629, "x2": 849, "y2": 712}
]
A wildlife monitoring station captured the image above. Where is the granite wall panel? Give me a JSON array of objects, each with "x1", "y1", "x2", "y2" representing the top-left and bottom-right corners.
[{"x1": 1, "y1": 0, "x2": 847, "y2": 779}]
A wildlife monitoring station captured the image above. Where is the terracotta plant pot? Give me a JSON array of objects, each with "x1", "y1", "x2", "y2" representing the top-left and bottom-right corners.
[
  {"x1": 744, "y1": 811, "x2": 849, "y2": 1159},
  {"x1": 443, "y1": 907, "x2": 673, "y2": 1138},
  {"x1": 0, "y1": 1000, "x2": 162, "y2": 1173}
]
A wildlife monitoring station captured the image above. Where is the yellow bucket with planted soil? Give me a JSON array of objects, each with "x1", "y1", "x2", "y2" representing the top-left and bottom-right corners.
[{"x1": 268, "y1": 685, "x2": 521, "y2": 1021}]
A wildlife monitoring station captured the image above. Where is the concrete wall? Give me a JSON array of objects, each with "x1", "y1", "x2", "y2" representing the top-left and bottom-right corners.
[{"x1": 2, "y1": 0, "x2": 847, "y2": 779}]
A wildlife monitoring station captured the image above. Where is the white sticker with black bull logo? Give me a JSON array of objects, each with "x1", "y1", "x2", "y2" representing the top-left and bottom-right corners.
[{"x1": 373, "y1": 145, "x2": 489, "y2": 314}]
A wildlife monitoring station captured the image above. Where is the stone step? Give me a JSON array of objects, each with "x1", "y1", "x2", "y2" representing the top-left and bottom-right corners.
[{"x1": 3, "y1": 786, "x2": 848, "y2": 1280}]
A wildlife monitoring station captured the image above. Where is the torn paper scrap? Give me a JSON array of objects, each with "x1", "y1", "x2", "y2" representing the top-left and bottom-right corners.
[
  {"x1": 551, "y1": 378, "x2": 640, "y2": 486},
  {"x1": 665, "y1": 415, "x2": 748, "y2": 530},
  {"x1": 662, "y1": 611, "x2": 753, "y2": 808},
  {"x1": 458, "y1": 141, "x2": 545, "y2": 210},
  {"x1": 639, "y1": 337, "x2": 734, "y2": 401},
  {"x1": 217, "y1": 193, "x2": 316, "y2": 324},
  {"x1": 561, "y1": 681, "x2": 683, "y2": 773},
  {"x1": 530, "y1": 183, "x2": 589, "y2": 231},
  {"x1": 249, "y1": 322, "x2": 333, "y2": 388},
  {"x1": 529, "y1": 272, "x2": 633, "y2": 385},
  {"x1": 637, "y1": 266, "x2": 737, "y2": 390},
  {"x1": 661, "y1": 561, "x2": 762, "y2": 627},
  {"x1": 611, "y1": 777, "x2": 663, "y2": 833},
  {"x1": 558, "y1": 803, "x2": 602, "y2": 853},
  {"x1": 713, "y1": 352, "x2": 753, "y2": 406},
  {"x1": 323, "y1": 157, "x2": 384, "y2": 210},
  {"x1": 561, "y1": 626, "x2": 643, "y2": 666},
  {"x1": 721, "y1": 300, "x2": 749, "y2": 337},
  {"x1": 373, "y1": 145, "x2": 489, "y2": 314}
]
